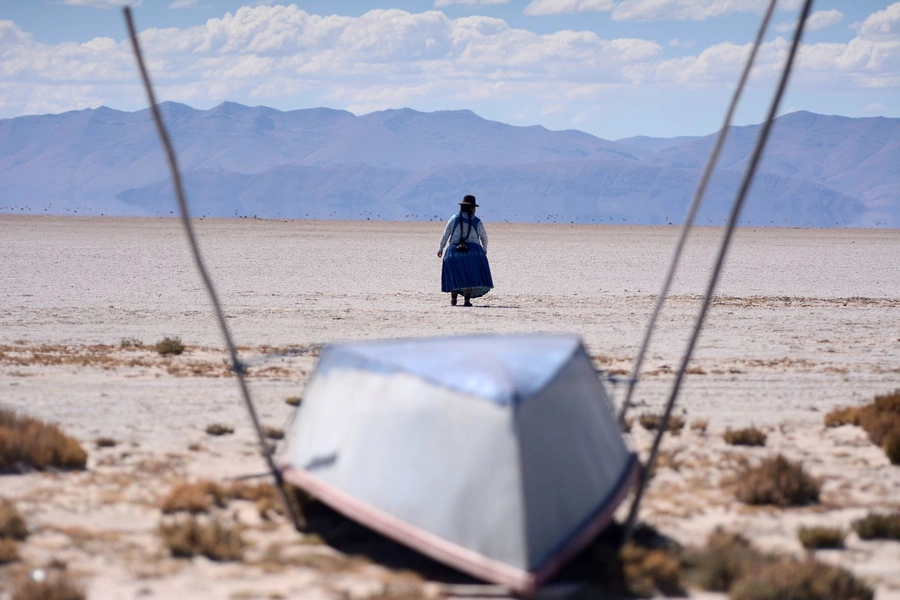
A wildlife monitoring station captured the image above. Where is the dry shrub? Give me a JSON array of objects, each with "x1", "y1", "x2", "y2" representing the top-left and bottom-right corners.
[
  {"x1": 160, "y1": 480, "x2": 284, "y2": 519},
  {"x1": 11, "y1": 574, "x2": 85, "y2": 600},
  {"x1": 825, "y1": 406, "x2": 865, "y2": 428},
  {"x1": 682, "y1": 530, "x2": 764, "y2": 592},
  {"x1": 619, "y1": 543, "x2": 683, "y2": 598},
  {"x1": 735, "y1": 454, "x2": 820, "y2": 507},
  {"x1": 154, "y1": 336, "x2": 185, "y2": 356},
  {"x1": 638, "y1": 413, "x2": 685, "y2": 435},
  {"x1": 852, "y1": 512, "x2": 900, "y2": 540},
  {"x1": 94, "y1": 437, "x2": 117, "y2": 448},
  {"x1": 263, "y1": 426, "x2": 284, "y2": 440},
  {"x1": 691, "y1": 419, "x2": 709, "y2": 434},
  {"x1": 729, "y1": 558, "x2": 873, "y2": 600},
  {"x1": 160, "y1": 482, "x2": 214, "y2": 515},
  {"x1": 0, "y1": 500, "x2": 28, "y2": 540},
  {"x1": 798, "y1": 526, "x2": 845, "y2": 550},
  {"x1": 205, "y1": 424, "x2": 233, "y2": 436},
  {"x1": 0, "y1": 409, "x2": 87, "y2": 472},
  {"x1": 0, "y1": 538, "x2": 19, "y2": 564},
  {"x1": 119, "y1": 337, "x2": 143, "y2": 348},
  {"x1": 884, "y1": 431, "x2": 900, "y2": 465},
  {"x1": 284, "y1": 396, "x2": 302, "y2": 407},
  {"x1": 724, "y1": 426, "x2": 767, "y2": 447},
  {"x1": 158, "y1": 516, "x2": 243, "y2": 561},
  {"x1": 825, "y1": 390, "x2": 900, "y2": 464}
]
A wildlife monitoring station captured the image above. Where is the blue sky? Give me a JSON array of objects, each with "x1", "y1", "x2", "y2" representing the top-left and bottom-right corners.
[{"x1": 1, "y1": 0, "x2": 898, "y2": 139}]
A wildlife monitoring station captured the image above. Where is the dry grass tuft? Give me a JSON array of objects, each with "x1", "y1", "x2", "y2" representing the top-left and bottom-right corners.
[
  {"x1": 11, "y1": 574, "x2": 85, "y2": 600},
  {"x1": 205, "y1": 424, "x2": 234, "y2": 436},
  {"x1": 682, "y1": 530, "x2": 763, "y2": 592},
  {"x1": 119, "y1": 337, "x2": 143, "y2": 348},
  {"x1": 734, "y1": 454, "x2": 820, "y2": 507},
  {"x1": 263, "y1": 426, "x2": 284, "y2": 440},
  {"x1": 691, "y1": 419, "x2": 709, "y2": 434},
  {"x1": 852, "y1": 512, "x2": 900, "y2": 540},
  {"x1": 619, "y1": 542, "x2": 684, "y2": 598},
  {"x1": 284, "y1": 396, "x2": 302, "y2": 407},
  {"x1": 160, "y1": 480, "x2": 285, "y2": 519},
  {"x1": 0, "y1": 538, "x2": 20, "y2": 564},
  {"x1": 724, "y1": 426, "x2": 767, "y2": 447},
  {"x1": 158, "y1": 516, "x2": 243, "y2": 561},
  {"x1": 824, "y1": 406, "x2": 865, "y2": 428},
  {"x1": 154, "y1": 336, "x2": 185, "y2": 356},
  {"x1": 638, "y1": 413, "x2": 685, "y2": 435},
  {"x1": 824, "y1": 390, "x2": 900, "y2": 464},
  {"x1": 0, "y1": 409, "x2": 87, "y2": 472},
  {"x1": 0, "y1": 500, "x2": 28, "y2": 540},
  {"x1": 798, "y1": 526, "x2": 845, "y2": 550},
  {"x1": 884, "y1": 431, "x2": 900, "y2": 465},
  {"x1": 729, "y1": 558, "x2": 873, "y2": 600},
  {"x1": 160, "y1": 482, "x2": 214, "y2": 515},
  {"x1": 94, "y1": 437, "x2": 117, "y2": 448}
]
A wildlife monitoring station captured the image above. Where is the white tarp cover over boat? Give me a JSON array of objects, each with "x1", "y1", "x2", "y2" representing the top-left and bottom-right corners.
[{"x1": 279, "y1": 334, "x2": 639, "y2": 593}]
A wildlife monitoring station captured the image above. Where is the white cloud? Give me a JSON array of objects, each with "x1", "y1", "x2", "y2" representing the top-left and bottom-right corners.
[
  {"x1": 0, "y1": 3, "x2": 897, "y2": 122},
  {"x1": 668, "y1": 38, "x2": 695, "y2": 48},
  {"x1": 858, "y1": 2, "x2": 900, "y2": 41},
  {"x1": 611, "y1": 0, "x2": 800, "y2": 22},
  {"x1": 434, "y1": 0, "x2": 508, "y2": 7},
  {"x1": 864, "y1": 102, "x2": 886, "y2": 113},
  {"x1": 60, "y1": 0, "x2": 141, "y2": 7},
  {"x1": 523, "y1": 0, "x2": 615, "y2": 16},
  {"x1": 776, "y1": 9, "x2": 843, "y2": 33},
  {"x1": 169, "y1": 0, "x2": 198, "y2": 8}
]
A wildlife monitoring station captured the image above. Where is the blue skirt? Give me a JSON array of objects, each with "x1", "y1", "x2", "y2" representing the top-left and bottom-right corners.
[{"x1": 441, "y1": 244, "x2": 493, "y2": 298}]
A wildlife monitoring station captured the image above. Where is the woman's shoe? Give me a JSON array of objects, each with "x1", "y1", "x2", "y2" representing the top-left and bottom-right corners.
[
  {"x1": 463, "y1": 300, "x2": 473, "y2": 307},
  {"x1": 451, "y1": 292, "x2": 458, "y2": 306}
]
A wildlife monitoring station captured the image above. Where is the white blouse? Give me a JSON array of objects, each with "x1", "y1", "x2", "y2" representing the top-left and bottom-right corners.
[{"x1": 438, "y1": 214, "x2": 488, "y2": 253}]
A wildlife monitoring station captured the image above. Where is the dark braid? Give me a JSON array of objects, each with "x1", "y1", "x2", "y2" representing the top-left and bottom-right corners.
[{"x1": 459, "y1": 205, "x2": 472, "y2": 240}]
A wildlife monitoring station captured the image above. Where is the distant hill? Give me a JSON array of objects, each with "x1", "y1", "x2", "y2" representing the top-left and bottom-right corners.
[
  {"x1": 615, "y1": 135, "x2": 701, "y2": 152},
  {"x1": 0, "y1": 104, "x2": 896, "y2": 226}
]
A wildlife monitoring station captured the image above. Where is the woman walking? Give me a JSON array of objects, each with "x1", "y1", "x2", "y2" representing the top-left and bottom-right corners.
[{"x1": 437, "y1": 194, "x2": 493, "y2": 306}]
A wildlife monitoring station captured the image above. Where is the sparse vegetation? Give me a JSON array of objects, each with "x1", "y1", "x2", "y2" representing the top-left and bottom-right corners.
[
  {"x1": 160, "y1": 480, "x2": 285, "y2": 519},
  {"x1": 0, "y1": 409, "x2": 87, "y2": 472},
  {"x1": 94, "y1": 437, "x2": 117, "y2": 448},
  {"x1": 0, "y1": 500, "x2": 28, "y2": 540},
  {"x1": 263, "y1": 426, "x2": 284, "y2": 440},
  {"x1": 205, "y1": 424, "x2": 234, "y2": 436},
  {"x1": 824, "y1": 390, "x2": 900, "y2": 464},
  {"x1": 682, "y1": 530, "x2": 763, "y2": 592},
  {"x1": 158, "y1": 516, "x2": 244, "y2": 561},
  {"x1": 724, "y1": 426, "x2": 767, "y2": 447},
  {"x1": 154, "y1": 336, "x2": 185, "y2": 356},
  {"x1": 161, "y1": 482, "x2": 214, "y2": 515},
  {"x1": 119, "y1": 337, "x2": 143, "y2": 348},
  {"x1": 798, "y1": 526, "x2": 845, "y2": 550},
  {"x1": 11, "y1": 574, "x2": 85, "y2": 600},
  {"x1": 682, "y1": 530, "x2": 871, "y2": 600},
  {"x1": 0, "y1": 538, "x2": 19, "y2": 564},
  {"x1": 690, "y1": 419, "x2": 709, "y2": 434},
  {"x1": 638, "y1": 412, "x2": 685, "y2": 435},
  {"x1": 735, "y1": 454, "x2": 820, "y2": 507},
  {"x1": 729, "y1": 558, "x2": 873, "y2": 600},
  {"x1": 619, "y1": 542, "x2": 684, "y2": 597},
  {"x1": 284, "y1": 396, "x2": 302, "y2": 407},
  {"x1": 852, "y1": 512, "x2": 900, "y2": 540}
]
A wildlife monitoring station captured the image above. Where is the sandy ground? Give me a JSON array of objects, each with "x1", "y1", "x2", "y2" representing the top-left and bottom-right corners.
[{"x1": 1, "y1": 215, "x2": 899, "y2": 599}]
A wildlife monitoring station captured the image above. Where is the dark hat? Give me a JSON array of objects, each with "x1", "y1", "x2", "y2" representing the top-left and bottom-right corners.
[{"x1": 459, "y1": 194, "x2": 479, "y2": 207}]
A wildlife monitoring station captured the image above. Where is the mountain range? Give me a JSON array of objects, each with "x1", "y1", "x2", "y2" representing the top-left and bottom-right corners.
[{"x1": 1, "y1": 102, "x2": 897, "y2": 227}]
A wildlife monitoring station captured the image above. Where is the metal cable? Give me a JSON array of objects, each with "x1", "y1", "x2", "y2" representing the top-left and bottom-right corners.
[
  {"x1": 623, "y1": 0, "x2": 816, "y2": 542},
  {"x1": 123, "y1": 6, "x2": 304, "y2": 532},
  {"x1": 617, "y1": 0, "x2": 779, "y2": 429}
]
